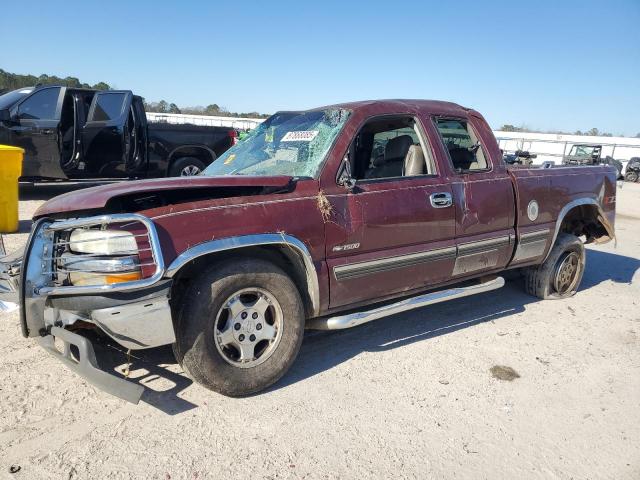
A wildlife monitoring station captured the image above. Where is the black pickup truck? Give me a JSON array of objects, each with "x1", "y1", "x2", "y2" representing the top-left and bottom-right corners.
[{"x1": 0, "y1": 86, "x2": 237, "y2": 180}]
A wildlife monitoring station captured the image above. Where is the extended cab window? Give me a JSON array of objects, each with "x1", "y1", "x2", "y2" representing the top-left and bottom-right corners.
[
  {"x1": 17, "y1": 88, "x2": 61, "y2": 120},
  {"x1": 352, "y1": 116, "x2": 435, "y2": 180},
  {"x1": 435, "y1": 118, "x2": 488, "y2": 172}
]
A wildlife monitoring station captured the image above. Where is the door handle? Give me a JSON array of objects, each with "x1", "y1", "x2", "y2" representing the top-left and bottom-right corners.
[{"x1": 429, "y1": 192, "x2": 453, "y2": 208}]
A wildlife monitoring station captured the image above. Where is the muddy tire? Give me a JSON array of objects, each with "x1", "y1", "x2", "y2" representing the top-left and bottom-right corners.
[
  {"x1": 173, "y1": 258, "x2": 305, "y2": 397},
  {"x1": 523, "y1": 233, "x2": 585, "y2": 300},
  {"x1": 169, "y1": 157, "x2": 206, "y2": 177},
  {"x1": 625, "y1": 171, "x2": 639, "y2": 183}
]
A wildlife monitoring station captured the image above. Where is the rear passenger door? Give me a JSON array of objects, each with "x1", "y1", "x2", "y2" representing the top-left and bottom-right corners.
[
  {"x1": 433, "y1": 116, "x2": 515, "y2": 277},
  {"x1": 324, "y1": 115, "x2": 457, "y2": 308}
]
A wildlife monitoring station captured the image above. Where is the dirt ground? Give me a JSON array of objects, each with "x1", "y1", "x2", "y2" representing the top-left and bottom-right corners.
[{"x1": 1, "y1": 182, "x2": 638, "y2": 480}]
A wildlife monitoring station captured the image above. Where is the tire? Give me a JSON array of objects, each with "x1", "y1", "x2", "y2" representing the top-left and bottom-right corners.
[
  {"x1": 625, "y1": 171, "x2": 639, "y2": 183},
  {"x1": 169, "y1": 157, "x2": 207, "y2": 177},
  {"x1": 523, "y1": 233, "x2": 585, "y2": 300},
  {"x1": 173, "y1": 258, "x2": 305, "y2": 397}
]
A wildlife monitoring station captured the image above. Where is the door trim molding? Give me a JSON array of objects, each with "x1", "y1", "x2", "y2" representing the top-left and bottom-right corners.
[
  {"x1": 333, "y1": 234, "x2": 512, "y2": 281},
  {"x1": 333, "y1": 246, "x2": 457, "y2": 281},
  {"x1": 512, "y1": 228, "x2": 551, "y2": 262}
]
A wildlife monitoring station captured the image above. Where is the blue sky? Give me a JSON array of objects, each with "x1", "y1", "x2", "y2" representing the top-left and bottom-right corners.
[{"x1": 2, "y1": 0, "x2": 639, "y2": 135}]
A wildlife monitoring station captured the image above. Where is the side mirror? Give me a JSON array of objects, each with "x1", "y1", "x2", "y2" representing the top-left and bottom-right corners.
[
  {"x1": 336, "y1": 154, "x2": 356, "y2": 189},
  {"x1": 0, "y1": 109, "x2": 10, "y2": 122}
]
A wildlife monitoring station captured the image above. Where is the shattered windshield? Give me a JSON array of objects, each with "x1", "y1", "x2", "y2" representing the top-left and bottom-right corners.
[{"x1": 203, "y1": 108, "x2": 350, "y2": 178}]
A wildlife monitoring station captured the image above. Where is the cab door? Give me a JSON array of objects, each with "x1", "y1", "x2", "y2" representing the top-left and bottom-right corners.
[
  {"x1": 81, "y1": 90, "x2": 133, "y2": 177},
  {"x1": 433, "y1": 116, "x2": 515, "y2": 277},
  {"x1": 11, "y1": 86, "x2": 66, "y2": 179},
  {"x1": 323, "y1": 114, "x2": 457, "y2": 308}
]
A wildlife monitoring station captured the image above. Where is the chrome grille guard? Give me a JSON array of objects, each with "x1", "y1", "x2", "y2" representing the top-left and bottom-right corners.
[{"x1": 37, "y1": 214, "x2": 165, "y2": 296}]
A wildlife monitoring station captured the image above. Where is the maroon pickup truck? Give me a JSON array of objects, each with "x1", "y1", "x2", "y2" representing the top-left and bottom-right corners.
[{"x1": 0, "y1": 100, "x2": 616, "y2": 403}]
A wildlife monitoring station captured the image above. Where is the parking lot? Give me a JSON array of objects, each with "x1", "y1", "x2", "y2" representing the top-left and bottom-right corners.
[{"x1": 0, "y1": 182, "x2": 638, "y2": 480}]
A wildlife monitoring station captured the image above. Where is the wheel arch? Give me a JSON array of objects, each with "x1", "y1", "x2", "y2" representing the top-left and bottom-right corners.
[
  {"x1": 165, "y1": 234, "x2": 320, "y2": 318},
  {"x1": 167, "y1": 145, "x2": 217, "y2": 172},
  {"x1": 544, "y1": 198, "x2": 614, "y2": 261}
]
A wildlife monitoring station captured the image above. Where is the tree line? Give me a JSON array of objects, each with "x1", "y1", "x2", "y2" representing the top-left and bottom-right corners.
[
  {"x1": 0, "y1": 68, "x2": 110, "y2": 91},
  {"x1": 143, "y1": 100, "x2": 270, "y2": 119},
  {"x1": 0, "y1": 69, "x2": 269, "y2": 119}
]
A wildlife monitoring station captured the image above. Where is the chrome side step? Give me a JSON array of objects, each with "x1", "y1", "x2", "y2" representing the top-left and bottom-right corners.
[{"x1": 307, "y1": 276, "x2": 505, "y2": 330}]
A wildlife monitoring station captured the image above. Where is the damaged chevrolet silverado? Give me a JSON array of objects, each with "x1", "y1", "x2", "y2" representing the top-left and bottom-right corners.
[{"x1": 0, "y1": 100, "x2": 616, "y2": 403}]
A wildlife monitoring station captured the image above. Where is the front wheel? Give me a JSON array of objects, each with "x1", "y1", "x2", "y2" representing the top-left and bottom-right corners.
[
  {"x1": 173, "y1": 258, "x2": 305, "y2": 396},
  {"x1": 523, "y1": 233, "x2": 585, "y2": 300}
]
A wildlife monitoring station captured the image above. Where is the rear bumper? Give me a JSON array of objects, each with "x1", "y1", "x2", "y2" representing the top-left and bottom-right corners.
[{"x1": 39, "y1": 326, "x2": 144, "y2": 404}]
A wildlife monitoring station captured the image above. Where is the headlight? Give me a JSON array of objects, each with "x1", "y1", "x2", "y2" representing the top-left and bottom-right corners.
[
  {"x1": 60, "y1": 253, "x2": 142, "y2": 286},
  {"x1": 69, "y1": 229, "x2": 139, "y2": 255},
  {"x1": 64, "y1": 229, "x2": 142, "y2": 286}
]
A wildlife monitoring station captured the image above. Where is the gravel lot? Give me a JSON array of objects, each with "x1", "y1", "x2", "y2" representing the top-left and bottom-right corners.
[{"x1": 1, "y1": 182, "x2": 639, "y2": 480}]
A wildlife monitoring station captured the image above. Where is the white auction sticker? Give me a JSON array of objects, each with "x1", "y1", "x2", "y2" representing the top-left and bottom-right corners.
[{"x1": 281, "y1": 130, "x2": 319, "y2": 142}]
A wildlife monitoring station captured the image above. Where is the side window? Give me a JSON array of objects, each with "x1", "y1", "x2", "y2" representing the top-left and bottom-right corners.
[
  {"x1": 17, "y1": 88, "x2": 61, "y2": 121},
  {"x1": 370, "y1": 127, "x2": 419, "y2": 166},
  {"x1": 352, "y1": 116, "x2": 435, "y2": 180},
  {"x1": 435, "y1": 118, "x2": 488, "y2": 172},
  {"x1": 89, "y1": 92, "x2": 127, "y2": 122}
]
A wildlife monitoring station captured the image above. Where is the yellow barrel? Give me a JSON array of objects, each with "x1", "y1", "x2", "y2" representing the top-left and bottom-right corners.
[{"x1": 0, "y1": 145, "x2": 24, "y2": 233}]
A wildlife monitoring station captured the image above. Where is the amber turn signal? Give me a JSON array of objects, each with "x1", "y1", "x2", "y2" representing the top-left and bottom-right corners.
[{"x1": 105, "y1": 271, "x2": 143, "y2": 284}]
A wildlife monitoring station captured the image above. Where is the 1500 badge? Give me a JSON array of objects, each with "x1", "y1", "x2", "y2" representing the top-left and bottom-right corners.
[{"x1": 332, "y1": 243, "x2": 360, "y2": 252}]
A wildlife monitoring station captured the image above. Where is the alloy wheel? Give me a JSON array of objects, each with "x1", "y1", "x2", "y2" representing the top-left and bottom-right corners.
[
  {"x1": 213, "y1": 288, "x2": 283, "y2": 368},
  {"x1": 180, "y1": 165, "x2": 202, "y2": 176}
]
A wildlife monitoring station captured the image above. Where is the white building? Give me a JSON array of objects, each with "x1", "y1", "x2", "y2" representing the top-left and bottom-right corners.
[{"x1": 146, "y1": 112, "x2": 264, "y2": 131}]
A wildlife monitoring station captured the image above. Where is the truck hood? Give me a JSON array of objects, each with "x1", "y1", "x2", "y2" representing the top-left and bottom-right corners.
[{"x1": 34, "y1": 176, "x2": 295, "y2": 218}]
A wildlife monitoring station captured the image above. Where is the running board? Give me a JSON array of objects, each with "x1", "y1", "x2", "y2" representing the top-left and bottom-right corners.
[{"x1": 307, "y1": 276, "x2": 505, "y2": 330}]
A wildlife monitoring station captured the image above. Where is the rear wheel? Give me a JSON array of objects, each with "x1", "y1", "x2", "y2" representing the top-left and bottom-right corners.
[
  {"x1": 173, "y1": 258, "x2": 305, "y2": 396},
  {"x1": 625, "y1": 171, "x2": 639, "y2": 183},
  {"x1": 169, "y1": 157, "x2": 206, "y2": 177},
  {"x1": 524, "y1": 233, "x2": 585, "y2": 299}
]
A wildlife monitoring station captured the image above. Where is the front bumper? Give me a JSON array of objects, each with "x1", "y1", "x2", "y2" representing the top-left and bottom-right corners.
[
  {"x1": 39, "y1": 326, "x2": 145, "y2": 404},
  {"x1": 1, "y1": 214, "x2": 174, "y2": 403}
]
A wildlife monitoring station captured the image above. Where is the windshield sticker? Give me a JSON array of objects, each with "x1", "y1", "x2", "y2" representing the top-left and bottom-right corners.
[
  {"x1": 265, "y1": 127, "x2": 275, "y2": 143},
  {"x1": 281, "y1": 130, "x2": 319, "y2": 142},
  {"x1": 224, "y1": 154, "x2": 236, "y2": 165}
]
